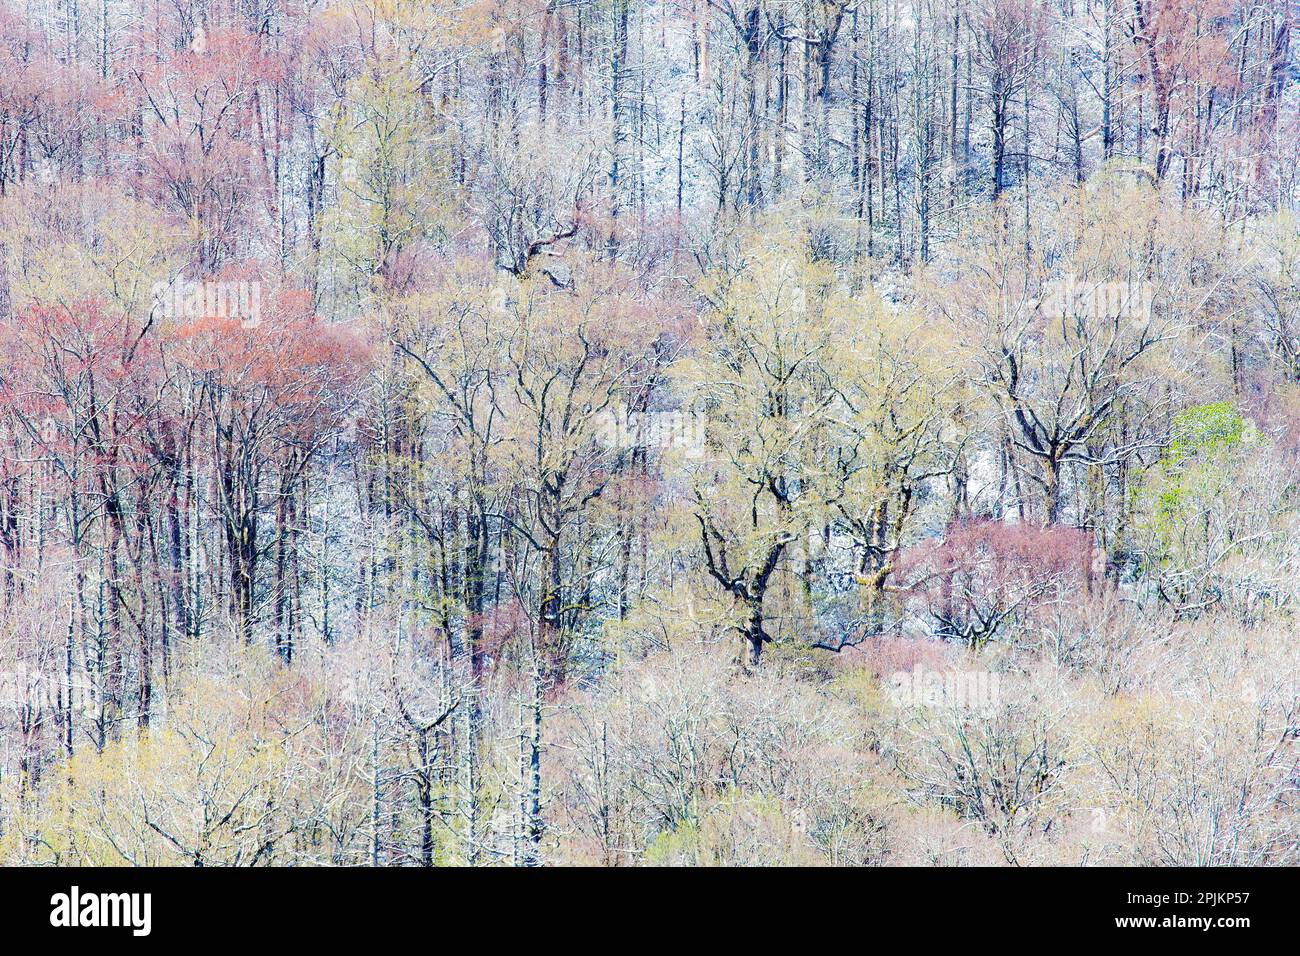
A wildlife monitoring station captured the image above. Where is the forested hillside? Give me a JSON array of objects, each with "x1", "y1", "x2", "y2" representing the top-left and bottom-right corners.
[{"x1": 0, "y1": 0, "x2": 1297, "y2": 866}]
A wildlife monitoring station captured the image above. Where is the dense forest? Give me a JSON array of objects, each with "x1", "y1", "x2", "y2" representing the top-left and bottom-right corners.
[{"x1": 0, "y1": 0, "x2": 1296, "y2": 866}]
